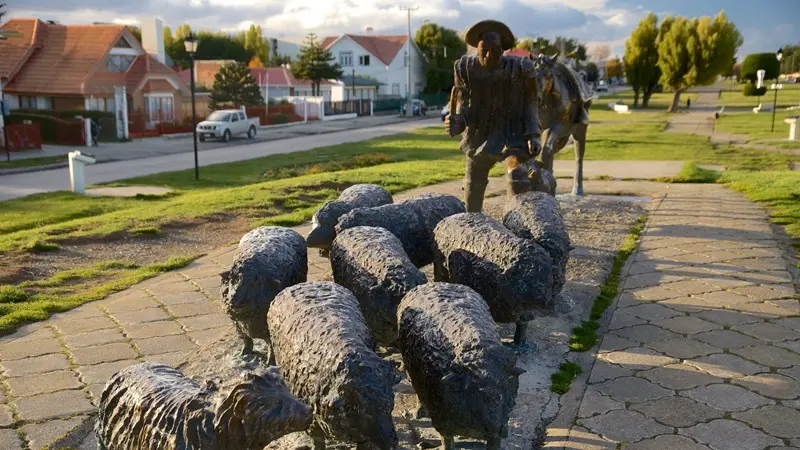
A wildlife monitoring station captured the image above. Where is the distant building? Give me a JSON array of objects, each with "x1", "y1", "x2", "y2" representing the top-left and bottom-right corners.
[
  {"x1": 320, "y1": 34, "x2": 427, "y2": 98},
  {"x1": 0, "y1": 17, "x2": 189, "y2": 126}
]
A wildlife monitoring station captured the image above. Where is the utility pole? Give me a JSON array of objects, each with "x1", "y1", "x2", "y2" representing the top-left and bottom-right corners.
[{"x1": 400, "y1": 5, "x2": 418, "y2": 116}]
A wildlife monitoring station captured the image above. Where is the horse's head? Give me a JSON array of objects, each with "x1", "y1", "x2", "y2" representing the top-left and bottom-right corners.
[{"x1": 532, "y1": 53, "x2": 559, "y2": 96}]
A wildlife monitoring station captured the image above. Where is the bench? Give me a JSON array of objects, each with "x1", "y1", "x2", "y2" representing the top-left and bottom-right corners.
[{"x1": 613, "y1": 104, "x2": 631, "y2": 114}]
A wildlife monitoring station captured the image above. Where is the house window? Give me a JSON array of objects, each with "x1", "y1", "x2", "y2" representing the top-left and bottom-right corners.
[
  {"x1": 359, "y1": 55, "x2": 370, "y2": 66},
  {"x1": 113, "y1": 37, "x2": 133, "y2": 49},
  {"x1": 108, "y1": 55, "x2": 135, "y2": 72},
  {"x1": 19, "y1": 96, "x2": 37, "y2": 109},
  {"x1": 339, "y1": 52, "x2": 353, "y2": 67},
  {"x1": 391, "y1": 84, "x2": 400, "y2": 96},
  {"x1": 144, "y1": 95, "x2": 174, "y2": 125}
]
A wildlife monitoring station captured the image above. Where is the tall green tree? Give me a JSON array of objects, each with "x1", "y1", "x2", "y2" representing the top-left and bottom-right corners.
[
  {"x1": 195, "y1": 31, "x2": 253, "y2": 62},
  {"x1": 175, "y1": 24, "x2": 192, "y2": 41},
  {"x1": 163, "y1": 25, "x2": 174, "y2": 50},
  {"x1": 290, "y1": 33, "x2": 342, "y2": 96},
  {"x1": 554, "y1": 36, "x2": 587, "y2": 61},
  {"x1": 779, "y1": 43, "x2": 799, "y2": 75},
  {"x1": 624, "y1": 13, "x2": 661, "y2": 108},
  {"x1": 209, "y1": 62, "x2": 264, "y2": 109},
  {"x1": 414, "y1": 22, "x2": 467, "y2": 93},
  {"x1": 244, "y1": 24, "x2": 270, "y2": 66},
  {"x1": 657, "y1": 11, "x2": 743, "y2": 112}
]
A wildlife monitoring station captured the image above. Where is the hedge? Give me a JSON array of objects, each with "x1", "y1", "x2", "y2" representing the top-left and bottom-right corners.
[
  {"x1": 14, "y1": 109, "x2": 114, "y2": 120},
  {"x1": 741, "y1": 53, "x2": 780, "y2": 83},
  {"x1": 742, "y1": 83, "x2": 767, "y2": 97}
]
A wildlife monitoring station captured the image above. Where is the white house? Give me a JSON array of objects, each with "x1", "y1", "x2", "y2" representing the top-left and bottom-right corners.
[{"x1": 320, "y1": 34, "x2": 427, "y2": 98}]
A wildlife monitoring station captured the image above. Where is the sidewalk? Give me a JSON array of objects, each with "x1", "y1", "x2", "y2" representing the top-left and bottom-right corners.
[{"x1": 549, "y1": 183, "x2": 799, "y2": 449}]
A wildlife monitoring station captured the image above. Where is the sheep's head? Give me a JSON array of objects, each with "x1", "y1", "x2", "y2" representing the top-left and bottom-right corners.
[
  {"x1": 213, "y1": 370, "x2": 312, "y2": 449},
  {"x1": 306, "y1": 200, "x2": 349, "y2": 249}
]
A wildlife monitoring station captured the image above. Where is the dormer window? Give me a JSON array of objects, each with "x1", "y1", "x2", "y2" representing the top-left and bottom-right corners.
[
  {"x1": 114, "y1": 37, "x2": 133, "y2": 49},
  {"x1": 108, "y1": 54, "x2": 135, "y2": 72}
]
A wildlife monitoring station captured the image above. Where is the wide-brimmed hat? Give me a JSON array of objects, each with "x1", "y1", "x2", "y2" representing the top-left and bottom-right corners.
[{"x1": 464, "y1": 20, "x2": 515, "y2": 50}]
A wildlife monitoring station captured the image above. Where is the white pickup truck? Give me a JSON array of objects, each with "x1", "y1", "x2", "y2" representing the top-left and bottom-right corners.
[{"x1": 196, "y1": 109, "x2": 260, "y2": 143}]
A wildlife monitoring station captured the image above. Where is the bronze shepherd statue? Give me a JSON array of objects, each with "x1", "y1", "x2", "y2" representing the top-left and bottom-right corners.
[
  {"x1": 531, "y1": 52, "x2": 592, "y2": 196},
  {"x1": 445, "y1": 20, "x2": 542, "y2": 213}
]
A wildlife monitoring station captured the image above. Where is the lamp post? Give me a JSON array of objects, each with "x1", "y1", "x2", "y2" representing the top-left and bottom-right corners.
[
  {"x1": 771, "y1": 49, "x2": 783, "y2": 133},
  {"x1": 184, "y1": 33, "x2": 199, "y2": 180}
]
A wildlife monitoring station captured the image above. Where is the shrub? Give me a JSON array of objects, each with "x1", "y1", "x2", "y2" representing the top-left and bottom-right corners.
[
  {"x1": 272, "y1": 113, "x2": 289, "y2": 124},
  {"x1": 742, "y1": 83, "x2": 767, "y2": 97},
  {"x1": 741, "y1": 53, "x2": 780, "y2": 83}
]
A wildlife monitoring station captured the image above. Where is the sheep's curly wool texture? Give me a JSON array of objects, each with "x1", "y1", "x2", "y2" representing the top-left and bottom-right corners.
[
  {"x1": 397, "y1": 283, "x2": 523, "y2": 444},
  {"x1": 221, "y1": 226, "x2": 307, "y2": 355},
  {"x1": 336, "y1": 193, "x2": 465, "y2": 268},
  {"x1": 306, "y1": 184, "x2": 393, "y2": 250},
  {"x1": 95, "y1": 363, "x2": 312, "y2": 450},
  {"x1": 330, "y1": 226, "x2": 427, "y2": 346},
  {"x1": 433, "y1": 213, "x2": 554, "y2": 323},
  {"x1": 503, "y1": 191, "x2": 571, "y2": 295},
  {"x1": 267, "y1": 282, "x2": 399, "y2": 449}
]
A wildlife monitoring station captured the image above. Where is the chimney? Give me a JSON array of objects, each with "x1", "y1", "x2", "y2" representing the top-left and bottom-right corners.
[{"x1": 141, "y1": 17, "x2": 166, "y2": 65}]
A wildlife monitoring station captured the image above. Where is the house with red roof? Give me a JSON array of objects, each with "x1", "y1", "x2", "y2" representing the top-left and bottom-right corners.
[
  {"x1": 320, "y1": 34, "x2": 427, "y2": 99},
  {"x1": 0, "y1": 17, "x2": 189, "y2": 127}
]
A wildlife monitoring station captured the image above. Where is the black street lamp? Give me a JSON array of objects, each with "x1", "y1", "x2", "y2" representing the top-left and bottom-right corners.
[
  {"x1": 184, "y1": 33, "x2": 199, "y2": 180},
  {"x1": 771, "y1": 48, "x2": 783, "y2": 133}
]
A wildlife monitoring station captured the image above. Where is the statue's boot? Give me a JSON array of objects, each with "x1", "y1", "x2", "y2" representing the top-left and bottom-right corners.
[{"x1": 505, "y1": 157, "x2": 532, "y2": 200}]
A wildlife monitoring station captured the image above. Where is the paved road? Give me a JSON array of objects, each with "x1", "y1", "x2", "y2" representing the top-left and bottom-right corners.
[
  {"x1": 0, "y1": 118, "x2": 441, "y2": 201},
  {"x1": 3, "y1": 115, "x2": 414, "y2": 164}
]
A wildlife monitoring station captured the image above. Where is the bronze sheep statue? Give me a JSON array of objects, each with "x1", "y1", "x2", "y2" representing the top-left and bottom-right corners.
[
  {"x1": 95, "y1": 362, "x2": 313, "y2": 450},
  {"x1": 397, "y1": 283, "x2": 524, "y2": 450},
  {"x1": 220, "y1": 226, "x2": 308, "y2": 360}
]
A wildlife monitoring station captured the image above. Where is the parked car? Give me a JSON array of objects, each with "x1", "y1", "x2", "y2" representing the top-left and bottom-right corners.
[
  {"x1": 401, "y1": 99, "x2": 427, "y2": 117},
  {"x1": 196, "y1": 109, "x2": 260, "y2": 143},
  {"x1": 441, "y1": 103, "x2": 450, "y2": 121},
  {"x1": 596, "y1": 80, "x2": 608, "y2": 92}
]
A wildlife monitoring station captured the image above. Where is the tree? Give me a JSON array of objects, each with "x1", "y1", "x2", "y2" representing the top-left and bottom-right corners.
[
  {"x1": 657, "y1": 11, "x2": 743, "y2": 112},
  {"x1": 588, "y1": 43, "x2": 611, "y2": 62},
  {"x1": 194, "y1": 31, "x2": 253, "y2": 62},
  {"x1": 175, "y1": 24, "x2": 192, "y2": 41},
  {"x1": 780, "y1": 43, "x2": 800, "y2": 75},
  {"x1": 0, "y1": 3, "x2": 6, "y2": 21},
  {"x1": 267, "y1": 54, "x2": 292, "y2": 67},
  {"x1": 127, "y1": 26, "x2": 142, "y2": 43},
  {"x1": 163, "y1": 25, "x2": 174, "y2": 50},
  {"x1": 415, "y1": 22, "x2": 467, "y2": 93},
  {"x1": 606, "y1": 58, "x2": 624, "y2": 79},
  {"x1": 554, "y1": 36, "x2": 587, "y2": 61},
  {"x1": 741, "y1": 53, "x2": 780, "y2": 82},
  {"x1": 209, "y1": 62, "x2": 264, "y2": 109},
  {"x1": 584, "y1": 62, "x2": 600, "y2": 83},
  {"x1": 248, "y1": 56, "x2": 265, "y2": 68},
  {"x1": 244, "y1": 24, "x2": 270, "y2": 66},
  {"x1": 290, "y1": 33, "x2": 342, "y2": 96},
  {"x1": 624, "y1": 13, "x2": 661, "y2": 107}
]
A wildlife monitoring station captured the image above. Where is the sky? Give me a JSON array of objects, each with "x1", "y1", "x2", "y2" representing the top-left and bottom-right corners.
[{"x1": 4, "y1": 0, "x2": 799, "y2": 58}]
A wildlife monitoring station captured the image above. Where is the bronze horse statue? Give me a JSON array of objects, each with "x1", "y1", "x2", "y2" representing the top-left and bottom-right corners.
[{"x1": 531, "y1": 54, "x2": 592, "y2": 196}]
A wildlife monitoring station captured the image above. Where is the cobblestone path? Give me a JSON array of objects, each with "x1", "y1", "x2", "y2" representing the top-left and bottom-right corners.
[{"x1": 552, "y1": 184, "x2": 800, "y2": 449}]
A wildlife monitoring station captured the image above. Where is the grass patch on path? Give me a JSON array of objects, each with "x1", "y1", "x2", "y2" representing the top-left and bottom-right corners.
[
  {"x1": 657, "y1": 162, "x2": 721, "y2": 183},
  {"x1": 551, "y1": 362, "x2": 583, "y2": 394},
  {"x1": 0, "y1": 255, "x2": 197, "y2": 335},
  {"x1": 570, "y1": 214, "x2": 647, "y2": 352}
]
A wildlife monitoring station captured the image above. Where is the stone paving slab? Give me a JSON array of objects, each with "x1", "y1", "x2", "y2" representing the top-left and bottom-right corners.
[{"x1": 550, "y1": 181, "x2": 800, "y2": 449}]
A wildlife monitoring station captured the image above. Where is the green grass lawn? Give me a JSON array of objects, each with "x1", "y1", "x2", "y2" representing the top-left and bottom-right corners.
[
  {"x1": 596, "y1": 90, "x2": 697, "y2": 110},
  {"x1": 719, "y1": 83, "x2": 800, "y2": 109},
  {"x1": 716, "y1": 111, "x2": 800, "y2": 146},
  {"x1": 720, "y1": 171, "x2": 800, "y2": 250},
  {"x1": 0, "y1": 155, "x2": 67, "y2": 169}
]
